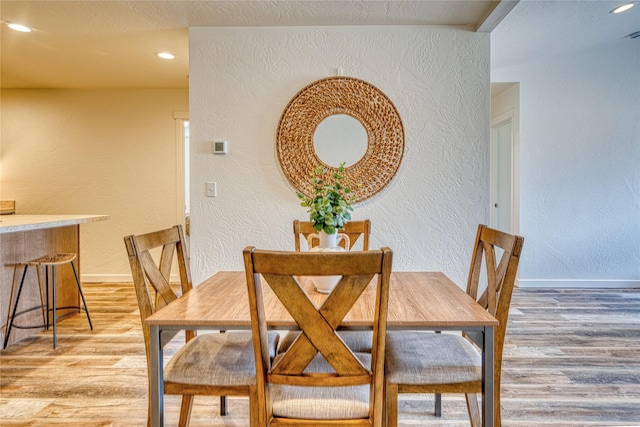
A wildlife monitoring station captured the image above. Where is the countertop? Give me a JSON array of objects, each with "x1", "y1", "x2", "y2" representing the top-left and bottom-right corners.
[{"x1": 0, "y1": 215, "x2": 109, "y2": 234}]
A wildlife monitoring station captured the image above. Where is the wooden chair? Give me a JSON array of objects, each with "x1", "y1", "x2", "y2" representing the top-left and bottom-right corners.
[
  {"x1": 286, "y1": 219, "x2": 373, "y2": 353},
  {"x1": 124, "y1": 225, "x2": 278, "y2": 427},
  {"x1": 243, "y1": 246, "x2": 393, "y2": 426},
  {"x1": 385, "y1": 225, "x2": 524, "y2": 427},
  {"x1": 293, "y1": 219, "x2": 371, "y2": 251}
]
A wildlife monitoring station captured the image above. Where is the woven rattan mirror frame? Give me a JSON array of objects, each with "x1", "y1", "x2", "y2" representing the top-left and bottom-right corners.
[{"x1": 276, "y1": 77, "x2": 404, "y2": 202}]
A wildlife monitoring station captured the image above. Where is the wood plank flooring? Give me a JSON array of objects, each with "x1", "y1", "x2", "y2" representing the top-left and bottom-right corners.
[{"x1": 1, "y1": 283, "x2": 639, "y2": 426}]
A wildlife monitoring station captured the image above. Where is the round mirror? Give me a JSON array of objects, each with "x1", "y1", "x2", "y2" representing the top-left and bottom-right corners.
[
  {"x1": 313, "y1": 114, "x2": 368, "y2": 168},
  {"x1": 276, "y1": 76, "x2": 404, "y2": 202}
]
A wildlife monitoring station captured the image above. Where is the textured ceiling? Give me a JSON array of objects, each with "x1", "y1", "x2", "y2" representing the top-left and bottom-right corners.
[
  {"x1": 0, "y1": 0, "x2": 512, "y2": 89},
  {"x1": 491, "y1": 0, "x2": 640, "y2": 71},
  {"x1": 1, "y1": 1, "x2": 637, "y2": 89}
]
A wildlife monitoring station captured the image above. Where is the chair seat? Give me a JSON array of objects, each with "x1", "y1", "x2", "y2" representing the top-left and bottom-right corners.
[
  {"x1": 165, "y1": 331, "x2": 279, "y2": 386},
  {"x1": 271, "y1": 352, "x2": 372, "y2": 420},
  {"x1": 385, "y1": 332, "x2": 481, "y2": 385},
  {"x1": 278, "y1": 330, "x2": 372, "y2": 354},
  {"x1": 26, "y1": 253, "x2": 77, "y2": 265}
]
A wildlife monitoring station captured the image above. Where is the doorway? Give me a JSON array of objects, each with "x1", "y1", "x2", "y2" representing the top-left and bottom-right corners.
[
  {"x1": 490, "y1": 82, "x2": 520, "y2": 235},
  {"x1": 174, "y1": 112, "x2": 189, "y2": 250},
  {"x1": 491, "y1": 113, "x2": 513, "y2": 233}
]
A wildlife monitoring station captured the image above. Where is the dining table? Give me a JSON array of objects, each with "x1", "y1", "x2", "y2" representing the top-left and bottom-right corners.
[{"x1": 145, "y1": 271, "x2": 498, "y2": 426}]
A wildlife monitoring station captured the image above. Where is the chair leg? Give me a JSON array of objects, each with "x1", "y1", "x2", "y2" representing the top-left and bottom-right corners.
[
  {"x1": 70, "y1": 260, "x2": 93, "y2": 329},
  {"x1": 248, "y1": 386, "x2": 259, "y2": 427},
  {"x1": 465, "y1": 393, "x2": 482, "y2": 427},
  {"x1": 434, "y1": 331, "x2": 442, "y2": 417},
  {"x1": 382, "y1": 381, "x2": 387, "y2": 427},
  {"x1": 217, "y1": 329, "x2": 228, "y2": 416},
  {"x1": 146, "y1": 398, "x2": 152, "y2": 427},
  {"x1": 178, "y1": 395, "x2": 194, "y2": 427},
  {"x1": 386, "y1": 383, "x2": 399, "y2": 427},
  {"x1": 220, "y1": 396, "x2": 228, "y2": 416}
]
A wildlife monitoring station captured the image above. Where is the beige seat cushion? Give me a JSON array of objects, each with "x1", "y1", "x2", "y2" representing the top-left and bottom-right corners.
[
  {"x1": 271, "y1": 352, "x2": 372, "y2": 420},
  {"x1": 165, "y1": 331, "x2": 279, "y2": 386},
  {"x1": 278, "y1": 330, "x2": 372, "y2": 354},
  {"x1": 385, "y1": 332, "x2": 481, "y2": 385}
]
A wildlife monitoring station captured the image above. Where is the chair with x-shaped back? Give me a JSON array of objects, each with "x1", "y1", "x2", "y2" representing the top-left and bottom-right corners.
[
  {"x1": 124, "y1": 225, "x2": 278, "y2": 427},
  {"x1": 244, "y1": 246, "x2": 392, "y2": 426},
  {"x1": 385, "y1": 224, "x2": 524, "y2": 427},
  {"x1": 293, "y1": 219, "x2": 371, "y2": 251},
  {"x1": 286, "y1": 219, "x2": 374, "y2": 354}
]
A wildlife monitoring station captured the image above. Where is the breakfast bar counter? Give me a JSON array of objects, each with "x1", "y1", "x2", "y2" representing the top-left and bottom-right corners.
[{"x1": 0, "y1": 215, "x2": 108, "y2": 346}]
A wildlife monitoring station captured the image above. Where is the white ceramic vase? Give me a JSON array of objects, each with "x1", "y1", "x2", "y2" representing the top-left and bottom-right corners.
[{"x1": 307, "y1": 230, "x2": 349, "y2": 294}]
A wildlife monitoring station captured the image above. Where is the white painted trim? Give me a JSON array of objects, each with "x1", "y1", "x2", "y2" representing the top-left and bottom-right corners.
[
  {"x1": 490, "y1": 84, "x2": 520, "y2": 237},
  {"x1": 82, "y1": 274, "x2": 132, "y2": 283},
  {"x1": 81, "y1": 274, "x2": 180, "y2": 283},
  {"x1": 476, "y1": 0, "x2": 520, "y2": 32},
  {"x1": 490, "y1": 109, "x2": 515, "y2": 233},
  {"x1": 174, "y1": 112, "x2": 188, "y2": 228},
  {"x1": 519, "y1": 279, "x2": 640, "y2": 289}
]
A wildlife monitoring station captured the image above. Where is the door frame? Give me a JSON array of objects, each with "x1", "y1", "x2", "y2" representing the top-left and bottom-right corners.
[
  {"x1": 490, "y1": 108, "x2": 520, "y2": 235},
  {"x1": 174, "y1": 112, "x2": 189, "y2": 229}
]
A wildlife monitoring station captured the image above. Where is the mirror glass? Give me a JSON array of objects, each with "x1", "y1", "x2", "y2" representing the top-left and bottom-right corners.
[{"x1": 313, "y1": 114, "x2": 368, "y2": 167}]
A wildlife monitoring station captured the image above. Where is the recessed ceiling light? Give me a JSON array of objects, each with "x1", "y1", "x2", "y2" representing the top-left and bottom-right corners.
[
  {"x1": 156, "y1": 52, "x2": 175, "y2": 60},
  {"x1": 7, "y1": 23, "x2": 32, "y2": 32},
  {"x1": 610, "y1": 2, "x2": 635, "y2": 13}
]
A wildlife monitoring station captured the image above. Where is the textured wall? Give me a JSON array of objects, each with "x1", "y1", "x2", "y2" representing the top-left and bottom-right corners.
[
  {"x1": 493, "y1": 42, "x2": 640, "y2": 287},
  {"x1": 189, "y1": 26, "x2": 490, "y2": 286},
  {"x1": 1, "y1": 89, "x2": 189, "y2": 281}
]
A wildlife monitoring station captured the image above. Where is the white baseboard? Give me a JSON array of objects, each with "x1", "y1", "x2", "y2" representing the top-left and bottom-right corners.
[
  {"x1": 81, "y1": 274, "x2": 180, "y2": 283},
  {"x1": 84, "y1": 275, "x2": 640, "y2": 289},
  {"x1": 518, "y1": 279, "x2": 640, "y2": 289},
  {"x1": 81, "y1": 274, "x2": 132, "y2": 283}
]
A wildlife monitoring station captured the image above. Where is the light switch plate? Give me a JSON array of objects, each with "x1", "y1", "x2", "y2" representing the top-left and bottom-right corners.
[{"x1": 206, "y1": 182, "x2": 217, "y2": 197}]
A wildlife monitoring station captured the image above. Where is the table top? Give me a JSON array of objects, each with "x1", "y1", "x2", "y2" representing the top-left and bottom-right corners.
[
  {"x1": 146, "y1": 271, "x2": 498, "y2": 330},
  {"x1": 0, "y1": 214, "x2": 109, "y2": 234}
]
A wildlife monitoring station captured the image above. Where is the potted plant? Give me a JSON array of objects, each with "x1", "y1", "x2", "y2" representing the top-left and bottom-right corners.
[{"x1": 297, "y1": 162, "x2": 356, "y2": 249}]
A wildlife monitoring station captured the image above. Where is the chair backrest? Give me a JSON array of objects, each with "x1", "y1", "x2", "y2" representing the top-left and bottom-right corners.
[
  {"x1": 293, "y1": 219, "x2": 371, "y2": 251},
  {"x1": 243, "y1": 247, "x2": 392, "y2": 424},
  {"x1": 465, "y1": 224, "x2": 524, "y2": 392},
  {"x1": 123, "y1": 225, "x2": 193, "y2": 363}
]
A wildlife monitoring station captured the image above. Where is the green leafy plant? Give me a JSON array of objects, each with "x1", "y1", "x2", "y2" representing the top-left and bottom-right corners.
[{"x1": 297, "y1": 163, "x2": 356, "y2": 235}]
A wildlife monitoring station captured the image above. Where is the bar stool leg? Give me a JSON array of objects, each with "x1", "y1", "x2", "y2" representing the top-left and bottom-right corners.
[
  {"x1": 70, "y1": 259, "x2": 93, "y2": 329},
  {"x1": 3, "y1": 266, "x2": 29, "y2": 349},
  {"x1": 35, "y1": 265, "x2": 47, "y2": 329},
  {"x1": 51, "y1": 265, "x2": 57, "y2": 350},
  {"x1": 43, "y1": 265, "x2": 50, "y2": 330}
]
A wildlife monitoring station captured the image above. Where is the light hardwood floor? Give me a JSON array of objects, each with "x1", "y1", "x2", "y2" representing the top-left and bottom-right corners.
[{"x1": 1, "y1": 283, "x2": 639, "y2": 426}]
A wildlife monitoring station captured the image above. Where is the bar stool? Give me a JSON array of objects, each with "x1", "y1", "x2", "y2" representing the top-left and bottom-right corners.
[{"x1": 3, "y1": 253, "x2": 93, "y2": 349}]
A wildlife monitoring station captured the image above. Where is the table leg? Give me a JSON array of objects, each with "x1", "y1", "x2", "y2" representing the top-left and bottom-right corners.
[
  {"x1": 483, "y1": 326, "x2": 494, "y2": 427},
  {"x1": 149, "y1": 324, "x2": 164, "y2": 426}
]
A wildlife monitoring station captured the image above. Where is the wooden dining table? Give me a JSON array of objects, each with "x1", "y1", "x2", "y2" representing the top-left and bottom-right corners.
[{"x1": 145, "y1": 271, "x2": 498, "y2": 426}]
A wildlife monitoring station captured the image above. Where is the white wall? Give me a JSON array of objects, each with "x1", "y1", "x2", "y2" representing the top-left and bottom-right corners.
[
  {"x1": 189, "y1": 26, "x2": 491, "y2": 286},
  {"x1": 1, "y1": 89, "x2": 189, "y2": 282},
  {"x1": 493, "y1": 42, "x2": 640, "y2": 287}
]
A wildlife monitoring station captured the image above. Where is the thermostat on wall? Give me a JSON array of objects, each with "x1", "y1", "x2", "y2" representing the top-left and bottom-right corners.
[{"x1": 213, "y1": 140, "x2": 228, "y2": 154}]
